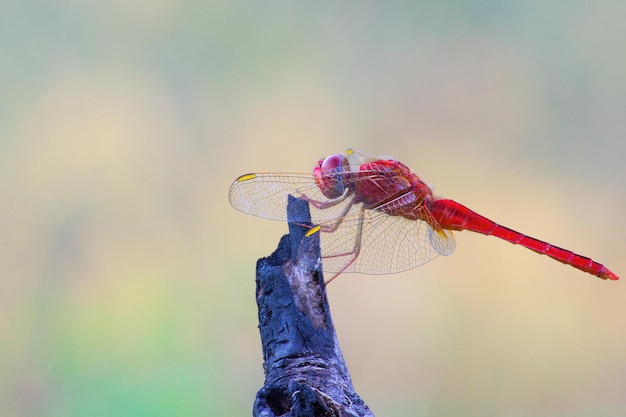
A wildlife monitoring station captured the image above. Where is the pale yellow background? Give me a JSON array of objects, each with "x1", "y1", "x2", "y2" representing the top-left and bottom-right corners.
[{"x1": 2, "y1": 2, "x2": 625, "y2": 416}]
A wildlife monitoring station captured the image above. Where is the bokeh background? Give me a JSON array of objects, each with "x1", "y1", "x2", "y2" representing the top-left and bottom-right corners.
[{"x1": 2, "y1": 2, "x2": 625, "y2": 416}]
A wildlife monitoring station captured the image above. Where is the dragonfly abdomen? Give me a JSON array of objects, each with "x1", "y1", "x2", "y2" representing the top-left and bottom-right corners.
[{"x1": 429, "y1": 199, "x2": 618, "y2": 280}]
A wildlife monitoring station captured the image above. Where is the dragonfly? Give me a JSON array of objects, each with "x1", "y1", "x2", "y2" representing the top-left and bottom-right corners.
[{"x1": 229, "y1": 149, "x2": 619, "y2": 282}]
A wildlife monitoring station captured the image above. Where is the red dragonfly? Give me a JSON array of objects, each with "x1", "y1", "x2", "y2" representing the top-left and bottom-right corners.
[{"x1": 229, "y1": 149, "x2": 619, "y2": 282}]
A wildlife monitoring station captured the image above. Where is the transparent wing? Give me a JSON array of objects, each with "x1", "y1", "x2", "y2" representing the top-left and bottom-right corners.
[
  {"x1": 229, "y1": 171, "x2": 379, "y2": 224},
  {"x1": 229, "y1": 172, "x2": 317, "y2": 220},
  {"x1": 315, "y1": 202, "x2": 456, "y2": 275}
]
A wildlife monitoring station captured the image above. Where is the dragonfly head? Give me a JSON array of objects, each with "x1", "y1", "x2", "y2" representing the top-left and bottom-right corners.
[{"x1": 314, "y1": 154, "x2": 350, "y2": 199}]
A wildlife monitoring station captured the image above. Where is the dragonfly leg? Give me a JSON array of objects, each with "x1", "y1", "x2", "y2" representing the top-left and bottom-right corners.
[
  {"x1": 322, "y1": 207, "x2": 366, "y2": 285},
  {"x1": 299, "y1": 188, "x2": 352, "y2": 210},
  {"x1": 309, "y1": 194, "x2": 357, "y2": 235},
  {"x1": 297, "y1": 194, "x2": 357, "y2": 236}
]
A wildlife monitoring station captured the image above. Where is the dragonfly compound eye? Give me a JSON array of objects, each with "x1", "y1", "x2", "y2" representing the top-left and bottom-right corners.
[{"x1": 313, "y1": 154, "x2": 349, "y2": 199}]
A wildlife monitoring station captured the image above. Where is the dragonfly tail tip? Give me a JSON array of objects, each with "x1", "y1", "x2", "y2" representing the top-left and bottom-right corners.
[{"x1": 600, "y1": 270, "x2": 619, "y2": 281}]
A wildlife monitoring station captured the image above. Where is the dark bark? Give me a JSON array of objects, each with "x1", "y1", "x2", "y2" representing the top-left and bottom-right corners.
[{"x1": 253, "y1": 196, "x2": 374, "y2": 417}]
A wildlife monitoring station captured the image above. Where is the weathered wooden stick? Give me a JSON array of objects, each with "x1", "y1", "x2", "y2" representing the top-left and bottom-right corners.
[{"x1": 253, "y1": 195, "x2": 374, "y2": 417}]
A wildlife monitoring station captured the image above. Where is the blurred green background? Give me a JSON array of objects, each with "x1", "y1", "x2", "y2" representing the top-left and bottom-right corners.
[{"x1": 2, "y1": 2, "x2": 625, "y2": 416}]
